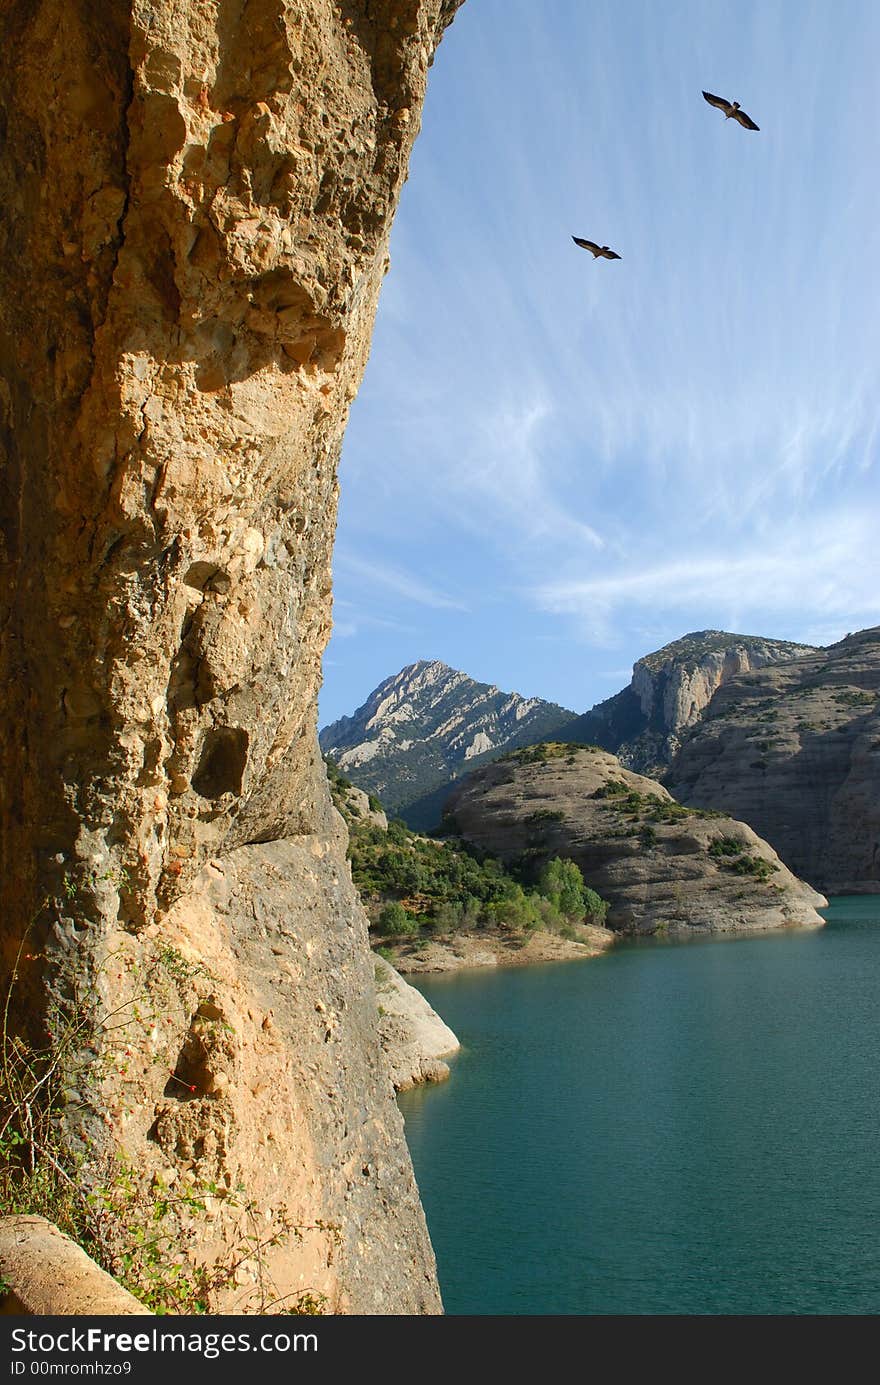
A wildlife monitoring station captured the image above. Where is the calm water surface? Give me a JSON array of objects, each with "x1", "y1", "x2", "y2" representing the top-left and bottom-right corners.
[{"x1": 398, "y1": 898, "x2": 880, "y2": 1314}]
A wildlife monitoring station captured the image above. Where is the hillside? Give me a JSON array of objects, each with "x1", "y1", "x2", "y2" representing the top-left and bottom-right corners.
[
  {"x1": 446, "y1": 742, "x2": 826, "y2": 935},
  {"x1": 326, "y1": 758, "x2": 614, "y2": 971},
  {"x1": 667, "y1": 626, "x2": 880, "y2": 892},
  {"x1": 560, "y1": 630, "x2": 818, "y2": 775},
  {"x1": 320, "y1": 660, "x2": 575, "y2": 826}
]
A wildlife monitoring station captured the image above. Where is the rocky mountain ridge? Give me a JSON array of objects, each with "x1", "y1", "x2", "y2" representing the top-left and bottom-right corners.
[
  {"x1": 322, "y1": 631, "x2": 820, "y2": 825},
  {"x1": 668, "y1": 627, "x2": 880, "y2": 892},
  {"x1": 320, "y1": 659, "x2": 575, "y2": 824},
  {"x1": 564, "y1": 630, "x2": 818, "y2": 775}
]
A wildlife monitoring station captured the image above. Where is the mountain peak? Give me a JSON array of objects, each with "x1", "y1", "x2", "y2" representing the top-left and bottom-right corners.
[
  {"x1": 564, "y1": 629, "x2": 821, "y2": 775},
  {"x1": 638, "y1": 630, "x2": 817, "y2": 674},
  {"x1": 320, "y1": 663, "x2": 575, "y2": 825}
]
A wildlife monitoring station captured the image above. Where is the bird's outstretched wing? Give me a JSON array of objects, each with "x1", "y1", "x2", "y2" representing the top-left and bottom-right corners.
[
  {"x1": 732, "y1": 108, "x2": 760, "y2": 130},
  {"x1": 603, "y1": 249, "x2": 622, "y2": 260},
  {"x1": 572, "y1": 236, "x2": 601, "y2": 255},
  {"x1": 702, "y1": 90, "x2": 730, "y2": 112}
]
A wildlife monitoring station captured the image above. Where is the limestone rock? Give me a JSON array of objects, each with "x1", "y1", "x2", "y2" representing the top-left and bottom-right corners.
[
  {"x1": 446, "y1": 745, "x2": 826, "y2": 936},
  {"x1": 0, "y1": 1216, "x2": 150, "y2": 1316},
  {"x1": 374, "y1": 955, "x2": 459, "y2": 1090},
  {"x1": 0, "y1": 0, "x2": 463, "y2": 1314},
  {"x1": 388, "y1": 924, "x2": 615, "y2": 974},
  {"x1": 563, "y1": 630, "x2": 817, "y2": 775},
  {"x1": 667, "y1": 626, "x2": 880, "y2": 893},
  {"x1": 328, "y1": 774, "x2": 388, "y2": 830}
]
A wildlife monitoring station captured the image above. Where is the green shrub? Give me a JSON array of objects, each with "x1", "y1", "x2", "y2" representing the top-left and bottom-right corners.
[
  {"x1": 538, "y1": 857, "x2": 587, "y2": 916},
  {"x1": 323, "y1": 756, "x2": 352, "y2": 791},
  {"x1": 582, "y1": 887, "x2": 609, "y2": 923},
  {"x1": 377, "y1": 902, "x2": 418, "y2": 937},
  {"x1": 525, "y1": 808, "x2": 565, "y2": 825},
  {"x1": 593, "y1": 780, "x2": 629, "y2": 798},
  {"x1": 707, "y1": 837, "x2": 778, "y2": 882},
  {"x1": 708, "y1": 836, "x2": 745, "y2": 858},
  {"x1": 728, "y1": 855, "x2": 778, "y2": 882},
  {"x1": 485, "y1": 886, "x2": 541, "y2": 932},
  {"x1": 349, "y1": 805, "x2": 609, "y2": 942}
]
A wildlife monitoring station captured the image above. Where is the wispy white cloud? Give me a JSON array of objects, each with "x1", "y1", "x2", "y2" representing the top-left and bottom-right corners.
[
  {"x1": 334, "y1": 551, "x2": 468, "y2": 612},
  {"x1": 321, "y1": 0, "x2": 880, "y2": 725},
  {"x1": 532, "y1": 508, "x2": 880, "y2": 643},
  {"x1": 453, "y1": 395, "x2": 606, "y2": 553},
  {"x1": 330, "y1": 603, "x2": 420, "y2": 640}
]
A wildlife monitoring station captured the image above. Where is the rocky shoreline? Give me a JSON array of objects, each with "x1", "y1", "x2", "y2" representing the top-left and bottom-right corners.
[
  {"x1": 375, "y1": 956, "x2": 461, "y2": 1090},
  {"x1": 378, "y1": 921, "x2": 615, "y2": 977}
]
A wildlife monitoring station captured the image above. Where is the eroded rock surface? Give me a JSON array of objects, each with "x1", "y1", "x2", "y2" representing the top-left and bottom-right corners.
[
  {"x1": 668, "y1": 627, "x2": 880, "y2": 893},
  {"x1": 0, "y1": 1216, "x2": 150, "y2": 1316},
  {"x1": 374, "y1": 955, "x2": 459, "y2": 1090},
  {"x1": 447, "y1": 746, "x2": 826, "y2": 936},
  {"x1": 0, "y1": 0, "x2": 462, "y2": 1313},
  {"x1": 563, "y1": 630, "x2": 817, "y2": 776}
]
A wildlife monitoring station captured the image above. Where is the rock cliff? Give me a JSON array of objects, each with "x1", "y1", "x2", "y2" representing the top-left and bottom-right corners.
[
  {"x1": 374, "y1": 956, "x2": 459, "y2": 1090},
  {"x1": 446, "y1": 745, "x2": 826, "y2": 935},
  {"x1": 667, "y1": 627, "x2": 880, "y2": 893},
  {"x1": 562, "y1": 630, "x2": 817, "y2": 775},
  {"x1": 321, "y1": 659, "x2": 575, "y2": 825},
  {"x1": 0, "y1": 0, "x2": 462, "y2": 1313}
]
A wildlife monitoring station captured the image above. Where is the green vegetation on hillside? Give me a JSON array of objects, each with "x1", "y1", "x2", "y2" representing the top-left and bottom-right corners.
[
  {"x1": 325, "y1": 757, "x2": 608, "y2": 940},
  {"x1": 325, "y1": 756, "x2": 354, "y2": 793},
  {"x1": 499, "y1": 741, "x2": 600, "y2": 766},
  {"x1": 707, "y1": 836, "x2": 778, "y2": 882},
  {"x1": 595, "y1": 783, "x2": 724, "y2": 825},
  {"x1": 833, "y1": 689, "x2": 875, "y2": 708},
  {"x1": 347, "y1": 818, "x2": 607, "y2": 937}
]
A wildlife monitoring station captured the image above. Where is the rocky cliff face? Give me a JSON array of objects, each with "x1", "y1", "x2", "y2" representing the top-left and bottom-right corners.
[
  {"x1": 0, "y1": 0, "x2": 462, "y2": 1313},
  {"x1": 321, "y1": 660, "x2": 575, "y2": 825},
  {"x1": 667, "y1": 627, "x2": 880, "y2": 894},
  {"x1": 563, "y1": 631, "x2": 817, "y2": 774},
  {"x1": 447, "y1": 745, "x2": 826, "y2": 935},
  {"x1": 374, "y1": 956, "x2": 459, "y2": 1091}
]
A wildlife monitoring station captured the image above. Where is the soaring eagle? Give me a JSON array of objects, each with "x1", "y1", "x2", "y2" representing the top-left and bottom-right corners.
[
  {"x1": 572, "y1": 237, "x2": 621, "y2": 260},
  {"x1": 702, "y1": 90, "x2": 760, "y2": 131}
]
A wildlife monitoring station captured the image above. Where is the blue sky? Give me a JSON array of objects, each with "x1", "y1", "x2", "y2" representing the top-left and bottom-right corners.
[{"x1": 319, "y1": 0, "x2": 880, "y2": 727}]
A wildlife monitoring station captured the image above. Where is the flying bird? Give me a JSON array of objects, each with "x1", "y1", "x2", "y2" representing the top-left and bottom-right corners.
[
  {"x1": 702, "y1": 90, "x2": 760, "y2": 130},
  {"x1": 572, "y1": 237, "x2": 621, "y2": 260}
]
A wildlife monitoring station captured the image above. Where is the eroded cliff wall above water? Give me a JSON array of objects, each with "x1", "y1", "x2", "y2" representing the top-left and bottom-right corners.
[
  {"x1": 667, "y1": 627, "x2": 880, "y2": 893},
  {"x1": 562, "y1": 630, "x2": 817, "y2": 775},
  {"x1": 0, "y1": 0, "x2": 462, "y2": 1313}
]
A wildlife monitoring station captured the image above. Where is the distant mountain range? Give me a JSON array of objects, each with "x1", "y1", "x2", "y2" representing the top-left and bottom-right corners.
[
  {"x1": 320, "y1": 630, "x2": 818, "y2": 829},
  {"x1": 320, "y1": 660, "x2": 575, "y2": 827}
]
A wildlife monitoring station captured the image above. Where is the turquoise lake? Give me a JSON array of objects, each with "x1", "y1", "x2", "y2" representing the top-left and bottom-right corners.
[{"x1": 398, "y1": 897, "x2": 880, "y2": 1315}]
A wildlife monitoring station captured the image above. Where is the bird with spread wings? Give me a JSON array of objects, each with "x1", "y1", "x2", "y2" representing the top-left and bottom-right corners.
[
  {"x1": 702, "y1": 90, "x2": 760, "y2": 130},
  {"x1": 571, "y1": 237, "x2": 621, "y2": 260}
]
